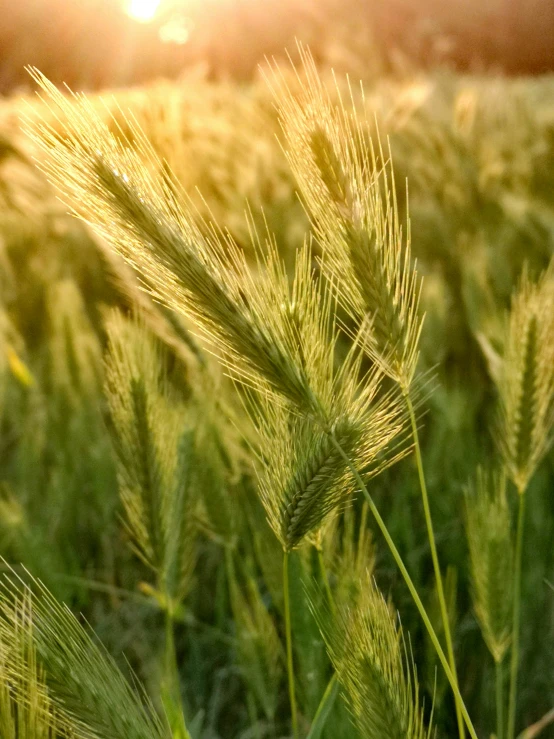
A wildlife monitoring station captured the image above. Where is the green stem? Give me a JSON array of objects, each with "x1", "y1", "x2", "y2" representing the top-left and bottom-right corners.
[
  {"x1": 163, "y1": 608, "x2": 191, "y2": 739},
  {"x1": 283, "y1": 551, "x2": 299, "y2": 739},
  {"x1": 317, "y1": 548, "x2": 335, "y2": 613},
  {"x1": 497, "y1": 659, "x2": 505, "y2": 739},
  {"x1": 508, "y1": 491, "x2": 526, "y2": 739},
  {"x1": 328, "y1": 432, "x2": 479, "y2": 739},
  {"x1": 405, "y1": 392, "x2": 466, "y2": 739},
  {"x1": 307, "y1": 674, "x2": 339, "y2": 739}
]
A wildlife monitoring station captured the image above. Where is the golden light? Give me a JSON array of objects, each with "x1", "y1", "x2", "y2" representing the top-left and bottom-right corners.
[{"x1": 126, "y1": 0, "x2": 161, "y2": 23}]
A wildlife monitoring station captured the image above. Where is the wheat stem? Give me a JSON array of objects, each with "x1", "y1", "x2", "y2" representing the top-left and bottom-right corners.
[
  {"x1": 283, "y1": 551, "x2": 299, "y2": 739},
  {"x1": 406, "y1": 392, "x2": 466, "y2": 739},
  {"x1": 497, "y1": 659, "x2": 505, "y2": 739},
  {"x1": 328, "y1": 431, "x2": 479, "y2": 739},
  {"x1": 163, "y1": 608, "x2": 192, "y2": 739},
  {"x1": 307, "y1": 674, "x2": 339, "y2": 739},
  {"x1": 508, "y1": 491, "x2": 527, "y2": 739}
]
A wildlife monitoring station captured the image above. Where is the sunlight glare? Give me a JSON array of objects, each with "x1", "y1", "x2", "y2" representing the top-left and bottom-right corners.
[{"x1": 127, "y1": 0, "x2": 161, "y2": 23}]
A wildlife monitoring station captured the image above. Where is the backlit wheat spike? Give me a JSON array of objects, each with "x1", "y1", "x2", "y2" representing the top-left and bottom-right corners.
[
  {"x1": 242, "y1": 239, "x2": 408, "y2": 549},
  {"x1": 465, "y1": 468, "x2": 513, "y2": 664},
  {"x1": 252, "y1": 285, "x2": 408, "y2": 551},
  {"x1": 255, "y1": 380, "x2": 407, "y2": 550},
  {"x1": 0, "y1": 572, "x2": 169, "y2": 739},
  {"x1": 255, "y1": 408, "x2": 359, "y2": 550},
  {"x1": 496, "y1": 263, "x2": 554, "y2": 494},
  {"x1": 268, "y1": 46, "x2": 424, "y2": 390},
  {"x1": 24, "y1": 70, "x2": 323, "y2": 420},
  {"x1": 312, "y1": 576, "x2": 432, "y2": 739}
]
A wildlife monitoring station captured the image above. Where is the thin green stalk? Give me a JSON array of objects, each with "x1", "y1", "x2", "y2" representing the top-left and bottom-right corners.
[
  {"x1": 405, "y1": 392, "x2": 466, "y2": 739},
  {"x1": 283, "y1": 551, "x2": 299, "y2": 739},
  {"x1": 307, "y1": 674, "x2": 339, "y2": 739},
  {"x1": 317, "y1": 548, "x2": 334, "y2": 613},
  {"x1": 162, "y1": 608, "x2": 191, "y2": 739},
  {"x1": 508, "y1": 491, "x2": 527, "y2": 739},
  {"x1": 328, "y1": 432, "x2": 479, "y2": 739},
  {"x1": 497, "y1": 659, "x2": 505, "y2": 739}
]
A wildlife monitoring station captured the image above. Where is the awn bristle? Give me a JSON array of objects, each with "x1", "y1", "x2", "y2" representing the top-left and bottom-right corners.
[{"x1": 0, "y1": 595, "x2": 60, "y2": 738}]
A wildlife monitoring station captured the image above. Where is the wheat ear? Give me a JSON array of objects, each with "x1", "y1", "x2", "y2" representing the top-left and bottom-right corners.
[{"x1": 465, "y1": 468, "x2": 513, "y2": 739}]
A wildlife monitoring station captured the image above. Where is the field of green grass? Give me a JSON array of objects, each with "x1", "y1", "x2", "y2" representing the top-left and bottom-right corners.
[{"x1": 0, "y1": 59, "x2": 553, "y2": 739}]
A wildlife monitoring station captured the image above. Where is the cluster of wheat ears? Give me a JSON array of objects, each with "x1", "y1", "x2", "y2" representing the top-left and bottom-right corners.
[{"x1": 0, "y1": 46, "x2": 552, "y2": 739}]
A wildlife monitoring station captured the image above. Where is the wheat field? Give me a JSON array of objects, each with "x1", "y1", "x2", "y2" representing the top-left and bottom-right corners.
[{"x1": 0, "y1": 49, "x2": 553, "y2": 739}]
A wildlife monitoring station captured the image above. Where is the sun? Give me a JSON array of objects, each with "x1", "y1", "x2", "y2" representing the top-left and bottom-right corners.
[{"x1": 126, "y1": 0, "x2": 161, "y2": 22}]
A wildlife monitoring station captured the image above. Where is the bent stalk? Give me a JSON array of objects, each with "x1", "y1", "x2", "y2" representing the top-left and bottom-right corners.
[{"x1": 406, "y1": 392, "x2": 465, "y2": 739}]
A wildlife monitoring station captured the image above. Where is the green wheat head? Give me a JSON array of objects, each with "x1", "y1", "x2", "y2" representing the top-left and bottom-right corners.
[
  {"x1": 496, "y1": 263, "x2": 554, "y2": 493},
  {"x1": 465, "y1": 468, "x2": 513, "y2": 663},
  {"x1": 254, "y1": 363, "x2": 407, "y2": 550},
  {"x1": 312, "y1": 576, "x2": 433, "y2": 739},
  {"x1": 104, "y1": 312, "x2": 197, "y2": 609},
  {"x1": 246, "y1": 243, "x2": 408, "y2": 549}
]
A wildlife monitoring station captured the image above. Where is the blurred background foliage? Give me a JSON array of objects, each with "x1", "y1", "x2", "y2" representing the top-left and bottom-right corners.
[
  {"x1": 1, "y1": 0, "x2": 554, "y2": 95},
  {"x1": 1, "y1": 2, "x2": 554, "y2": 737}
]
